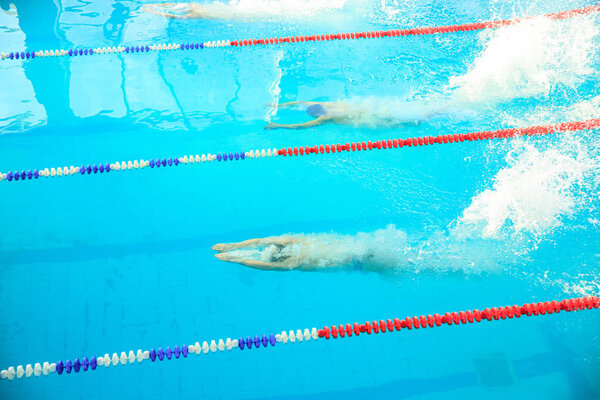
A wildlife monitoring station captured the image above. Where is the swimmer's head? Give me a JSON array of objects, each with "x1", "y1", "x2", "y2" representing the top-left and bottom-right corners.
[{"x1": 306, "y1": 104, "x2": 327, "y2": 118}]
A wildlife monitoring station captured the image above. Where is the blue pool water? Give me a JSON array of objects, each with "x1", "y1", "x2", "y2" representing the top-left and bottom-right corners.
[{"x1": 1, "y1": 0, "x2": 599, "y2": 398}]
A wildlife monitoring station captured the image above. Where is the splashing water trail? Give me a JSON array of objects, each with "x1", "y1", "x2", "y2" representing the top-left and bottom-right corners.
[
  {"x1": 457, "y1": 142, "x2": 594, "y2": 239},
  {"x1": 449, "y1": 16, "x2": 598, "y2": 104}
]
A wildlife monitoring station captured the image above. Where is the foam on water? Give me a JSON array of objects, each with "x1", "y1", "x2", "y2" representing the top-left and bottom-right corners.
[
  {"x1": 443, "y1": 10, "x2": 600, "y2": 255},
  {"x1": 444, "y1": 90, "x2": 600, "y2": 269},
  {"x1": 456, "y1": 141, "x2": 593, "y2": 239},
  {"x1": 336, "y1": 96, "x2": 457, "y2": 127},
  {"x1": 449, "y1": 16, "x2": 598, "y2": 104}
]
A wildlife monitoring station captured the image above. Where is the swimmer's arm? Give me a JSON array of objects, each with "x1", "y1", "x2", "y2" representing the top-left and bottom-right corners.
[
  {"x1": 237, "y1": 236, "x2": 296, "y2": 247},
  {"x1": 212, "y1": 238, "x2": 264, "y2": 252},
  {"x1": 215, "y1": 253, "x2": 295, "y2": 270},
  {"x1": 239, "y1": 260, "x2": 296, "y2": 271},
  {"x1": 265, "y1": 116, "x2": 331, "y2": 130},
  {"x1": 142, "y1": 4, "x2": 196, "y2": 19},
  {"x1": 277, "y1": 101, "x2": 321, "y2": 109},
  {"x1": 212, "y1": 236, "x2": 294, "y2": 251},
  {"x1": 143, "y1": 9, "x2": 189, "y2": 19}
]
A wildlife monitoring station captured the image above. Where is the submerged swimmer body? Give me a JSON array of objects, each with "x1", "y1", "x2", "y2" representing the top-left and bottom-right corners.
[
  {"x1": 265, "y1": 102, "x2": 338, "y2": 130},
  {"x1": 265, "y1": 100, "x2": 440, "y2": 130},
  {"x1": 143, "y1": 2, "x2": 346, "y2": 20},
  {"x1": 212, "y1": 233, "x2": 388, "y2": 271},
  {"x1": 143, "y1": 2, "x2": 226, "y2": 19}
]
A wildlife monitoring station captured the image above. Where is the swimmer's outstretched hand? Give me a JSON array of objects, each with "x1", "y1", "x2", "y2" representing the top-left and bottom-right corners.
[
  {"x1": 212, "y1": 243, "x2": 235, "y2": 252},
  {"x1": 215, "y1": 252, "x2": 243, "y2": 263}
]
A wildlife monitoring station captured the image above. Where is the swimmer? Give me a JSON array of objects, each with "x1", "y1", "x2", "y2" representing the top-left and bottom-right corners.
[
  {"x1": 142, "y1": 3, "x2": 216, "y2": 19},
  {"x1": 264, "y1": 99, "x2": 441, "y2": 130},
  {"x1": 143, "y1": 1, "x2": 348, "y2": 20},
  {"x1": 212, "y1": 230, "x2": 396, "y2": 271},
  {"x1": 265, "y1": 102, "x2": 337, "y2": 130}
]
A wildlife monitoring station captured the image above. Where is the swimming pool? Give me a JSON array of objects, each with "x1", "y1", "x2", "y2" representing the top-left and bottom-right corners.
[{"x1": 1, "y1": 0, "x2": 599, "y2": 398}]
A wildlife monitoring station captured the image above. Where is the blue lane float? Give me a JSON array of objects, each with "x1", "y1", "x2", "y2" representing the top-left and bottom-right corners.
[
  {"x1": 0, "y1": 149, "x2": 270, "y2": 184},
  {"x1": 0, "y1": 41, "x2": 225, "y2": 61},
  {"x1": 0, "y1": 329, "x2": 317, "y2": 380}
]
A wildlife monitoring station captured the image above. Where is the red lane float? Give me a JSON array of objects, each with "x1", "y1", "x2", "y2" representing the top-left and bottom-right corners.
[
  {"x1": 276, "y1": 118, "x2": 600, "y2": 157},
  {"x1": 230, "y1": 5, "x2": 600, "y2": 48},
  {"x1": 317, "y1": 296, "x2": 600, "y2": 339}
]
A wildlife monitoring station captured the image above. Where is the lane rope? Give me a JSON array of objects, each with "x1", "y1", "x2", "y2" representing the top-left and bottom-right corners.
[
  {"x1": 1, "y1": 295, "x2": 597, "y2": 381},
  {"x1": 1, "y1": 118, "x2": 598, "y2": 185},
  {"x1": 1, "y1": 5, "x2": 599, "y2": 62}
]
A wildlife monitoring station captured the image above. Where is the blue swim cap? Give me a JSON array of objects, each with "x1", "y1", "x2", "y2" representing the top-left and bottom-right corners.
[{"x1": 306, "y1": 104, "x2": 327, "y2": 117}]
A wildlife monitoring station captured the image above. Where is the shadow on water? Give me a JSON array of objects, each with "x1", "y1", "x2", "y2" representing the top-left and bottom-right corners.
[
  {"x1": 103, "y1": 2, "x2": 131, "y2": 43},
  {"x1": 9, "y1": 0, "x2": 73, "y2": 124}
]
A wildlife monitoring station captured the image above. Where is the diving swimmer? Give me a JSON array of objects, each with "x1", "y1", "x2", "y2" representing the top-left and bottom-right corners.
[
  {"x1": 143, "y1": 3, "x2": 221, "y2": 19},
  {"x1": 265, "y1": 102, "x2": 337, "y2": 130},
  {"x1": 142, "y1": 2, "x2": 348, "y2": 20},
  {"x1": 265, "y1": 99, "x2": 441, "y2": 130},
  {"x1": 212, "y1": 227, "x2": 403, "y2": 271}
]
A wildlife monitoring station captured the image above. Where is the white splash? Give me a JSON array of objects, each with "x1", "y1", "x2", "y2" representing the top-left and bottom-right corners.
[
  {"x1": 456, "y1": 142, "x2": 592, "y2": 238},
  {"x1": 449, "y1": 16, "x2": 598, "y2": 104}
]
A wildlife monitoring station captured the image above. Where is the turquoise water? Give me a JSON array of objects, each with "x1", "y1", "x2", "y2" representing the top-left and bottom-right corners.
[{"x1": 1, "y1": 0, "x2": 599, "y2": 398}]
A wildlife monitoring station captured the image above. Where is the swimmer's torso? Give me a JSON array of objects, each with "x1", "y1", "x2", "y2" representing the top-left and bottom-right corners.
[{"x1": 323, "y1": 99, "x2": 438, "y2": 127}]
